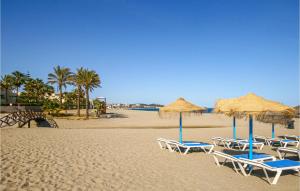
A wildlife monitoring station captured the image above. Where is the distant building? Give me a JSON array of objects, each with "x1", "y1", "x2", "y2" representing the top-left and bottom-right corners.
[
  {"x1": 106, "y1": 103, "x2": 163, "y2": 109},
  {"x1": 45, "y1": 93, "x2": 65, "y2": 103}
]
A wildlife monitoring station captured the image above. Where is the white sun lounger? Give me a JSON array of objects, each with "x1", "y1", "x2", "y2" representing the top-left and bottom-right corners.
[
  {"x1": 264, "y1": 138, "x2": 299, "y2": 148},
  {"x1": 157, "y1": 138, "x2": 172, "y2": 150},
  {"x1": 277, "y1": 147, "x2": 300, "y2": 160},
  {"x1": 237, "y1": 158, "x2": 300, "y2": 185},
  {"x1": 211, "y1": 137, "x2": 247, "y2": 148},
  {"x1": 283, "y1": 135, "x2": 300, "y2": 141},
  {"x1": 236, "y1": 141, "x2": 264, "y2": 151},
  {"x1": 212, "y1": 151, "x2": 275, "y2": 174},
  {"x1": 211, "y1": 137, "x2": 226, "y2": 146},
  {"x1": 167, "y1": 141, "x2": 214, "y2": 155},
  {"x1": 254, "y1": 135, "x2": 275, "y2": 145}
]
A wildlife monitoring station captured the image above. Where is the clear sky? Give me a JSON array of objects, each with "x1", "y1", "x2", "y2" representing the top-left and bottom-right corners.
[{"x1": 1, "y1": 0, "x2": 299, "y2": 107}]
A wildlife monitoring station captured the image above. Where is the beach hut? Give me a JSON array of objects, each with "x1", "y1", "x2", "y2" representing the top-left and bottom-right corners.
[
  {"x1": 159, "y1": 97, "x2": 205, "y2": 143},
  {"x1": 214, "y1": 93, "x2": 295, "y2": 159}
]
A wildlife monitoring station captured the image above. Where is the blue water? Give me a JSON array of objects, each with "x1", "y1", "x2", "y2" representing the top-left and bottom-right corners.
[
  {"x1": 129, "y1": 108, "x2": 214, "y2": 113},
  {"x1": 128, "y1": 108, "x2": 159, "y2": 112}
]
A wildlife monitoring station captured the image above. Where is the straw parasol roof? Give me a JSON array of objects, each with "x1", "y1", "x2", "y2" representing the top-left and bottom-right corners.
[
  {"x1": 159, "y1": 97, "x2": 205, "y2": 116},
  {"x1": 214, "y1": 93, "x2": 295, "y2": 124}
]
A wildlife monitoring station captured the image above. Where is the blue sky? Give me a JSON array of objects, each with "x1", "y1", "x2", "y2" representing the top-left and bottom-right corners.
[{"x1": 1, "y1": 0, "x2": 299, "y2": 106}]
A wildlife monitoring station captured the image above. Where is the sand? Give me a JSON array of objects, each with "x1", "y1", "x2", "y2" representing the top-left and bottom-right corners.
[{"x1": 1, "y1": 110, "x2": 299, "y2": 190}]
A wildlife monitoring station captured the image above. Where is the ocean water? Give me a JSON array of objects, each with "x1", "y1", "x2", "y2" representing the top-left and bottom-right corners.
[
  {"x1": 128, "y1": 108, "x2": 159, "y2": 112},
  {"x1": 128, "y1": 108, "x2": 214, "y2": 113}
]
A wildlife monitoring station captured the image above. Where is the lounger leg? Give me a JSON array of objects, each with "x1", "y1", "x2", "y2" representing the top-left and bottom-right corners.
[
  {"x1": 296, "y1": 142, "x2": 299, "y2": 147},
  {"x1": 208, "y1": 146, "x2": 214, "y2": 154},
  {"x1": 183, "y1": 147, "x2": 190, "y2": 155},
  {"x1": 224, "y1": 142, "x2": 229, "y2": 148},
  {"x1": 223, "y1": 141, "x2": 228, "y2": 148},
  {"x1": 259, "y1": 144, "x2": 264, "y2": 150},
  {"x1": 213, "y1": 155, "x2": 221, "y2": 166},
  {"x1": 237, "y1": 162, "x2": 248, "y2": 176},
  {"x1": 231, "y1": 161, "x2": 239, "y2": 174},
  {"x1": 262, "y1": 168, "x2": 271, "y2": 184},
  {"x1": 157, "y1": 141, "x2": 163, "y2": 149},
  {"x1": 166, "y1": 143, "x2": 175, "y2": 152},
  {"x1": 277, "y1": 150, "x2": 283, "y2": 160},
  {"x1": 242, "y1": 144, "x2": 246, "y2": 151},
  {"x1": 283, "y1": 142, "x2": 287, "y2": 148},
  {"x1": 271, "y1": 170, "x2": 282, "y2": 185},
  {"x1": 176, "y1": 145, "x2": 182, "y2": 154},
  {"x1": 200, "y1": 147, "x2": 207, "y2": 153},
  {"x1": 222, "y1": 158, "x2": 228, "y2": 166}
]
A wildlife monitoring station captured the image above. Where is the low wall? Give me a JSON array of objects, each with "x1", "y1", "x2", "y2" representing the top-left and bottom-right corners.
[{"x1": 0, "y1": 106, "x2": 43, "y2": 113}]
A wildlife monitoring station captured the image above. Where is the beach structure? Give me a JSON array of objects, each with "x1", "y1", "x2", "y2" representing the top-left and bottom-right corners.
[
  {"x1": 214, "y1": 93, "x2": 295, "y2": 160},
  {"x1": 159, "y1": 97, "x2": 205, "y2": 143}
]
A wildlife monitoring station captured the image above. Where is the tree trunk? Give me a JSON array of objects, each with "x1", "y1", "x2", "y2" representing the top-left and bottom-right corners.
[
  {"x1": 59, "y1": 85, "x2": 63, "y2": 109},
  {"x1": 77, "y1": 86, "x2": 81, "y2": 117},
  {"x1": 85, "y1": 88, "x2": 89, "y2": 119},
  {"x1": 5, "y1": 88, "x2": 8, "y2": 105},
  {"x1": 16, "y1": 86, "x2": 19, "y2": 104}
]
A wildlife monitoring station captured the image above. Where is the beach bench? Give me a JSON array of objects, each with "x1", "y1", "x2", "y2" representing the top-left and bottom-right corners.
[
  {"x1": 167, "y1": 141, "x2": 214, "y2": 155},
  {"x1": 237, "y1": 158, "x2": 300, "y2": 185},
  {"x1": 212, "y1": 151, "x2": 275, "y2": 174},
  {"x1": 277, "y1": 147, "x2": 300, "y2": 160}
]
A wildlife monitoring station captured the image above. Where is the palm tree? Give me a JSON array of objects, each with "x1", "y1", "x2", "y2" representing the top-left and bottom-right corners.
[
  {"x1": 0, "y1": 75, "x2": 14, "y2": 105},
  {"x1": 78, "y1": 68, "x2": 101, "y2": 119},
  {"x1": 23, "y1": 78, "x2": 54, "y2": 104},
  {"x1": 70, "y1": 67, "x2": 85, "y2": 116},
  {"x1": 11, "y1": 71, "x2": 27, "y2": 103},
  {"x1": 48, "y1": 66, "x2": 73, "y2": 108}
]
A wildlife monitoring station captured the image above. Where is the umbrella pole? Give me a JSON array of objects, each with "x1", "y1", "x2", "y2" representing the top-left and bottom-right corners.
[
  {"x1": 233, "y1": 116, "x2": 236, "y2": 140},
  {"x1": 249, "y1": 115, "x2": 253, "y2": 160},
  {"x1": 179, "y1": 112, "x2": 183, "y2": 143},
  {"x1": 272, "y1": 123, "x2": 275, "y2": 139}
]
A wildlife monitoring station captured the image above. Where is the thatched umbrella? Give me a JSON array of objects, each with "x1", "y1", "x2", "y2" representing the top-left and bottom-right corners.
[
  {"x1": 159, "y1": 97, "x2": 205, "y2": 143},
  {"x1": 215, "y1": 98, "x2": 239, "y2": 140},
  {"x1": 214, "y1": 93, "x2": 295, "y2": 159}
]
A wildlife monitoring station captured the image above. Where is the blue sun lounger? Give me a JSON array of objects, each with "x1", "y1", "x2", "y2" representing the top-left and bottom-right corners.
[
  {"x1": 167, "y1": 140, "x2": 214, "y2": 155},
  {"x1": 237, "y1": 158, "x2": 300, "y2": 185},
  {"x1": 212, "y1": 151, "x2": 275, "y2": 174}
]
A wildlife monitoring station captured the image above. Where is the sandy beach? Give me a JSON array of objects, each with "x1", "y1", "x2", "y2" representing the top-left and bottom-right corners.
[{"x1": 1, "y1": 110, "x2": 299, "y2": 190}]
